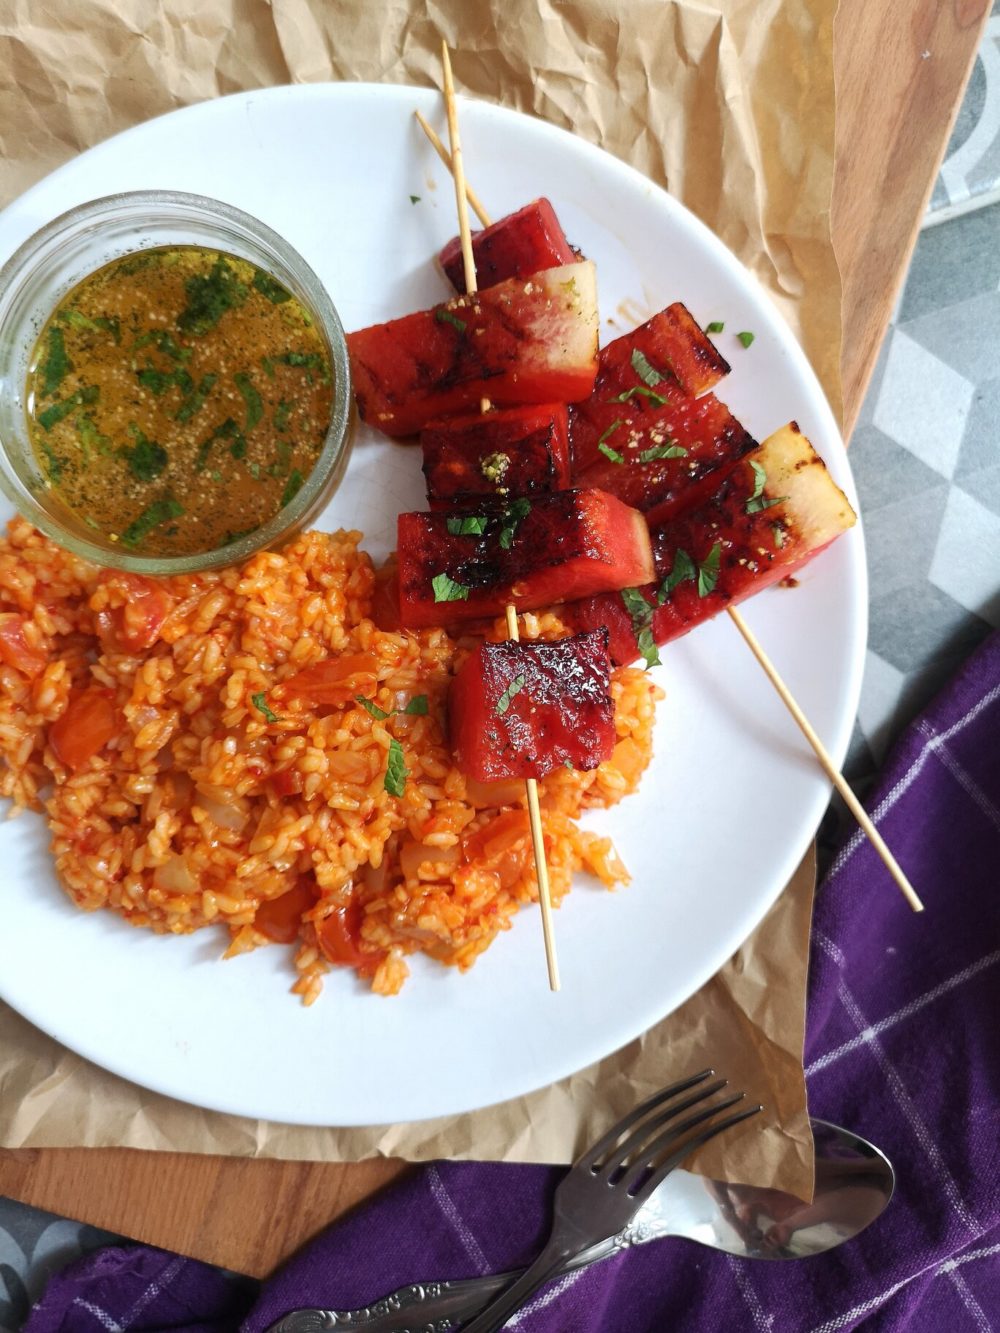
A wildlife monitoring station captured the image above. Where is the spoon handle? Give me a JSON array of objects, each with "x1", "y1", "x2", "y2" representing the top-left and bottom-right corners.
[{"x1": 265, "y1": 1238, "x2": 619, "y2": 1332}]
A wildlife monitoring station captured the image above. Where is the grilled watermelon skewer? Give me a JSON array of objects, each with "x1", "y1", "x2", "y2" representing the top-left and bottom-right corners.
[{"x1": 568, "y1": 423, "x2": 857, "y2": 666}]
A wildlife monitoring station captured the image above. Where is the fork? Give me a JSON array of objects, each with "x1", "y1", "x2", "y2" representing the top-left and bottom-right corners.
[{"x1": 460, "y1": 1069, "x2": 762, "y2": 1333}]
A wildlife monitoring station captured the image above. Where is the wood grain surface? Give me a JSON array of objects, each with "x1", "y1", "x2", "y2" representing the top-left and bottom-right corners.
[{"x1": 0, "y1": 0, "x2": 990, "y2": 1281}]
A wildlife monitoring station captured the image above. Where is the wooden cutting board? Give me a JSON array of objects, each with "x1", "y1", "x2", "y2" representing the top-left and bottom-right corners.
[{"x1": 0, "y1": 0, "x2": 990, "y2": 1280}]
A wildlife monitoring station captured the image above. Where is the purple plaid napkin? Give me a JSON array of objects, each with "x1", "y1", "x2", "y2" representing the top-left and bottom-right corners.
[{"x1": 24, "y1": 630, "x2": 1000, "y2": 1333}]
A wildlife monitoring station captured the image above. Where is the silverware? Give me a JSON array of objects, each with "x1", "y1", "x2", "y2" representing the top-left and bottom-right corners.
[
  {"x1": 268, "y1": 1116, "x2": 894, "y2": 1332},
  {"x1": 459, "y1": 1070, "x2": 761, "y2": 1332}
]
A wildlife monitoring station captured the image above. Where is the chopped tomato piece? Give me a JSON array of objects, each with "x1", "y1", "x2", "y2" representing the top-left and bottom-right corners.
[
  {"x1": 282, "y1": 654, "x2": 378, "y2": 706},
  {"x1": 0, "y1": 614, "x2": 46, "y2": 678},
  {"x1": 94, "y1": 573, "x2": 174, "y2": 653},
  {"x1": 439, "y1": 198, "x2": 580, "y2": 292},
  {"x1": 269, "y1": 767, "x2": 303, "y2": 798},
  {"x1": 371, "y1": 556, "x2": 402, "y2": 632},
  {"x1": 346, "y1": 262, "x2": 599, "y2": 437},
  {"x1": 254, "y1": 877, "x2": 318, "y2": 944},
  {"x1": 316, "y1": 901, "x2": 372, "y2": 969},
  {"x1": 49, "y1": 688, "x2": 117, "y2": 771},
  {"x1": 450, "y1": 631, "x2": 615, "y2": 781}
]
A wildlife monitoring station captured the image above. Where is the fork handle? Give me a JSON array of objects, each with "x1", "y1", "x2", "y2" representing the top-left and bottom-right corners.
[{"x1": 459, "y1": 1241, "x2": 570, "y2": 1333}]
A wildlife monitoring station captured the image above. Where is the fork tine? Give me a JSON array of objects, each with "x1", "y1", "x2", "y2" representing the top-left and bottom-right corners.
[
  {"x1": 618, "y1": 1092, "x2": 747, "y2": 1189},
  {"x1": 628, "y1": 1103, "x2": 764, "y2": 1201},
  {"x1": 598, "y1": 1079, "x2": 729, "y2": 1178},
  {"x1": 575, "y1": 1069, "x2": 715, "y2": 1170}
]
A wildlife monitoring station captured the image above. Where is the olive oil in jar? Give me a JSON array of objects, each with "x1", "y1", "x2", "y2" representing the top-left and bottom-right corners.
[{"x1": 25, "y1": 247, "x2": 334, "y2": 556}]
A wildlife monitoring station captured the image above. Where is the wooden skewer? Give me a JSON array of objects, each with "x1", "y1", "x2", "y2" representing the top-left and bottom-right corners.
[
  {"x1": 726, "y1": 607, "x2": 923, "y2": 911},
  {"x1": 414, "y1": 110, "x2": 492, "y2": 226},
  {"x1": 416, "y1": 103, "x2": 923, "y2": 916},
  {"x1": 441, "y1": 42, "x2": 561, "y2": 989}
]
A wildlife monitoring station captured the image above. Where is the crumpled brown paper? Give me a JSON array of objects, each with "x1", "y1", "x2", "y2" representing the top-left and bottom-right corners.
[
  {"x1": 0, "y1": 852, "x2": 815, "y2": 1201},
  {"x1": 0, "y1": 0, "x2": 841, "y2": 1213}
]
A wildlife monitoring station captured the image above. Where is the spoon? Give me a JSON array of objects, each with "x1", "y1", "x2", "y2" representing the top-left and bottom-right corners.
[{"x1": 267, "y1": 1119, "x2": 894, "y2": 1332}]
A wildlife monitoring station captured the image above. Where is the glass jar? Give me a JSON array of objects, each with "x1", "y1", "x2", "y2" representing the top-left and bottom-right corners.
[{"x1": 0, "y1": 189, "x2": 352, "y2": 574}]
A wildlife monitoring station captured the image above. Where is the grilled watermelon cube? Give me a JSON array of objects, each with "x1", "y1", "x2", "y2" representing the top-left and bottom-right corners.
[
  {"x1": 397, "y1": 488, "x2": 654, "y2": 629},
  {"x1": 347, "y1": 262, "x2": 599, "y2": 438},
  {"x1": 421, "y1": 404, "x2": 571, "y2": 511},
  {"x1": 450, "y1": 629, "x2": 614, "y2": 781},
  {"x1": 568, "y1": 423, "x2": 857, "y2": 665},
  {"x1": 571, "y1": 389, "x2": 757, "y2": 526},
  {"x1": 439, "y1": 198, "x2": 580, "y2": 293},
  {"x1": 576, "y1": 304, "x2": 730, "y2": 408}
]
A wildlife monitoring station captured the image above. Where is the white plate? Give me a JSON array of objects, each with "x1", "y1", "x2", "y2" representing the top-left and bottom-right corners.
[{"x1": 0, "y1": 85, "x2": 866, "y2": 1126}]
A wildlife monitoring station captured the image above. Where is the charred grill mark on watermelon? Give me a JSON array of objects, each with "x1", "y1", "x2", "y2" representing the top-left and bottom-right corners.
[
  {"x1": 439, "y1": 198, "x2": 581, "y2": 293},
  {"x1": 421, "y1": 404, "x2": 571, "y2": 510},
  {"x1": 346, "y1": 261, "x2": 600, "y2": 437},
  {"x1": 571, "y1": 388, "x2": 758, "y2": 526},
  {"x1": 397, "y1": 488, "x2": 654, "y2": 628},
  {"x1": 568, "y1": 303, "x2": 754, "y2": 524},
  {"x1": 449, "y1": 629, "x2": 615, "y2": 781},
  {"x1": 567, "y1": 424, "x2": 857, "y2": 665}
]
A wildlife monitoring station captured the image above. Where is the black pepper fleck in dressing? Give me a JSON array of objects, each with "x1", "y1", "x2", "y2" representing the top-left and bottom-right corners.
[{"x1": 25, "y1": 247, "x2": 334, "y2": 556}]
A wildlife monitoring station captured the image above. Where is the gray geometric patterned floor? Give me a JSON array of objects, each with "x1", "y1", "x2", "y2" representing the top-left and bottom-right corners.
[
  {"x1": 928, "y1": 0, "x2": 1000, "y2": 221},
  {"x1": 4, "y1": 43, "x2": 1000, "y2": 1333},
  {"x1": 844, "y1": 200, "x2": 1000, "y2": 786}
]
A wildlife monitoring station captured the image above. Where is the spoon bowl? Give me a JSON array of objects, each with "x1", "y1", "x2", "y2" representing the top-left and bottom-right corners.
[{"x1": 636, "y1": 1118, "x2": 895, "y2": 1261}]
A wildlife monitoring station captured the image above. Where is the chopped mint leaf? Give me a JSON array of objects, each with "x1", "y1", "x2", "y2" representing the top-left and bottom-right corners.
[
  {"x1": 607, "y1": 384, "x2": 668, "y2": 407},
  {"x1": 234, "y1": 371, "x2": 263, "y2": 431},
  {"x1": 58, "y1": 309, "x2": 120, "y2": 341},
  {"x1": 76, "y1": 415, "x2": 110, "y2": 463},
  {"x1": 657, "y1": 549, "x2": 696, "y2": 603},
  {"x1": 121, "y1": 496, "x2": 184, "y2": 548},
  {"x1": 252, "y1": 270, "x2": 292, "y2": 304},
  {"x1": 37, "y1": 385, "x2": 99, "y2": 431},
  {"x1": 597, "y1": 420, "x2": 625, "y2": 462},
  {"x1": 281, "y1": 468, "x2": 305, "y2": 507},
  {"x1": 747, "y1": 460, "x2": 767, "y2": 507},
  {"x1": 746, "y1": 493, "x2": 787, "y2": 515},
  {"x1": 630, "y1": 347, "x2": 666, "y2": 388},
  {"x1": 39, "y1": 327, "x2": 72, "y2": 397},
  {"x1": 403, "y1": 694, "x2": 429, "y2": 715},
  {"x1": 638, "y1": 442, "x2": 687, "y2": 463},
  {"x1": 274, "y1": 400, "x2": 293, "y2": 432},
  {"x1": 409, "y1": 194, "x2": 421, "y2": 204},
  {"x1": 384, "y1": 737, "x2": 408, "y2": 797},
  {"x1": 137, "y1": 366, "x2": 173, "y2": 395},
  {"x1": 706, "y1": 320, "x2": 725, "y2": 334},
  {"x1": 446, "y1": 514, "x2": 488, "y2": 536},
  {"x1": 251, "y1": 692, "x2": 279, "y2": 723},
  {"x1": 621, "y1": 586, "x2": 661, "y2": 669},
  {"x1": 697, "y1": 541, "x2": 722, "y2": 597},
  {"x1": 432, "y1": 572, "x2": 470, "y2": 602},
  {"x1": 120, "y1": 429, "x2": 167, "y2": 482},
  {"x1": 356, "y1": 694, "x2": 392, "y2": 721},
  {"x1": 435, "y1": 307, "x2": 467, "y2": 333},
  {"x1": 40, "y1": 441, "x2": 64, "y2": 482},
  {"x1": 495, "y1": 673, "x2": 527, "y2": 716},
  {"x1": 498, "y1": 497, "x2": 531, "y2": 550},
  {"x1": 736, "y1": 330, "x2": 755, "y2": 349},
  {"x1": 178, "y1": 256, "x2": 248, "y2": 335},
  {"x1": 195, "y1": 417, "x2": 240, "y2": 471},
  {"x1": 175, "y1": 373, "x2": 217, "y2": 423}
]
